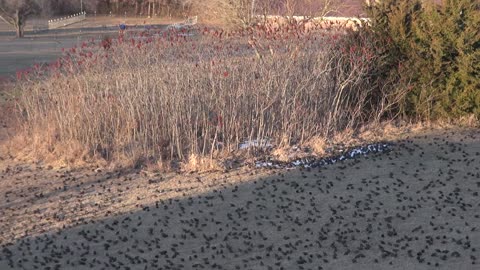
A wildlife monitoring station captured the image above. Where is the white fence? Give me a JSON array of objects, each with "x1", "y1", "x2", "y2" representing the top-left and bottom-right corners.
[{"x1": 48, "y1": 12, "x2": 86, "y2": 30}]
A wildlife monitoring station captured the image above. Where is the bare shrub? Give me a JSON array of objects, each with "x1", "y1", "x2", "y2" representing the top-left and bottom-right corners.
[
  {"x1": 15, "y1": 22, "x2": 395, "y2": 169},
  {"x1": 191, "y1": 0, "x2": 336, "y2": 28},
  {"x1": 190, "y1": 0, "x2": 257, "y2": 27}
]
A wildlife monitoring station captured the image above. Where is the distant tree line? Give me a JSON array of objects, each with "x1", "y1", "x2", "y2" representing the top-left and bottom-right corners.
[
  {"x1": 0, "y1": 0, "x2": 362, "y2": 38},
  {"x1": 43, "y1": 0, "x2": 195, "y2": 17},
  {"x1": 40, "y1": 0, "x2": 356, "y2": 17}
]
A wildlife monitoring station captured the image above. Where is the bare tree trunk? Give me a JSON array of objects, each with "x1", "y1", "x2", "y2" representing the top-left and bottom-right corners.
[
  {"x1": 16, "y1": 27, "x2": 23, "y2": 37},
  {"x1": 140, "y1": 2, "x2": 145, "y2": 16},
  {"x1": 15, "y1": 9, "x2": 23, "y2": 38}
]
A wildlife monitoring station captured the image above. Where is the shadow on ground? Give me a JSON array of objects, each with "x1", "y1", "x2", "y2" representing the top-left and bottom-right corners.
[{"x1": 0, "y1": 129, "x2": 479, "y2": 270}]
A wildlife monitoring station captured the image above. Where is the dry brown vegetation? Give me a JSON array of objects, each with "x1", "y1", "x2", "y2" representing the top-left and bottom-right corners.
[
  {"x1": 8, "y1": 20, "x2": 406, "y2": 171},
  {"x1": 7, "y1": 0, "x2": 479, "y2": 171}
]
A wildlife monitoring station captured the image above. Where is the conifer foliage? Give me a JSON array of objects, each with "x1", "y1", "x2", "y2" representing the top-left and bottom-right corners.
[{"x1": 366, "y1": 0, "x2": 480, "y2": 119}]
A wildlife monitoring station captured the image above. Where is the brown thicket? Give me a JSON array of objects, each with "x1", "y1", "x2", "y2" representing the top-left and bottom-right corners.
[{"x1": 15, "y1": 22, "x2": 397, "y2": 169}]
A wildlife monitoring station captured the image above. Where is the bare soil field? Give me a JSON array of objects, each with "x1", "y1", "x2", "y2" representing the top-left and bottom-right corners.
[{"x1": 0, "y1": 127, "x2": 478, "y2": 269}]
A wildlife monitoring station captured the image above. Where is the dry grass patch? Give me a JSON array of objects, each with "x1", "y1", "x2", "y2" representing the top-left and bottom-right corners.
[{"x1": 182, "y1": 153, "x2": 223, "y2": 172}]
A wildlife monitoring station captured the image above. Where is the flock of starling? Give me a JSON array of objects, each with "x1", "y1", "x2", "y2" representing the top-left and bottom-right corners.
[{"x1": 0, "y1": 129, "x2": 479, "y2": 269}]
